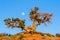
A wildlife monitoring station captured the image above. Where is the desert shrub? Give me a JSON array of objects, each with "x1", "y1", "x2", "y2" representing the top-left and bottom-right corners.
[
  {"x1": 56, "y1": 33, "x2": 60, "y2": 37},
  {"x1": 46, "y1": 33, "x2": 54, "y2": 37}
]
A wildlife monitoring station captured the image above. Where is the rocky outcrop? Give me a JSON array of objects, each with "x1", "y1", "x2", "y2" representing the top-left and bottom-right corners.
[{"x1": 0, "y1": 32, "x2": 60, "y2": 40}]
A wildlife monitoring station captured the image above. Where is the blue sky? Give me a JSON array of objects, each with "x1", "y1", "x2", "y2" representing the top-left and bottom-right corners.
[{"x1": 0, "y1": 0, "x2": 60, "y2": 35}]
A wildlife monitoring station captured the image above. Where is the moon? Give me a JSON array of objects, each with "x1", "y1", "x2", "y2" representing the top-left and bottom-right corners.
[{"x1": 21, "y1": 12, "x2": 25, "y2": 16}]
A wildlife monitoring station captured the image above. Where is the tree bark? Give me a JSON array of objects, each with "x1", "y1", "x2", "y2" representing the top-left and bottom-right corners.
[{"x1": 31, "y1": 19, "x2": 37, "y2": 32}]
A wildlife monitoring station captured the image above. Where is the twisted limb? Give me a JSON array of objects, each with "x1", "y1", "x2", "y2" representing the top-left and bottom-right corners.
[
  {"x1": 37, "y1": 19, "x2": 47, "y2": 26},
  {"x1": 24, "y1": 26, "x2": 35, "y2": 33},
  {"x1": 43, "y1": 13, "x2": 53, "y2": 24}
]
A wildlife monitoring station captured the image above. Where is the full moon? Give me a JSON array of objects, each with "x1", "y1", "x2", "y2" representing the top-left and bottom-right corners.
[{"x1": 21, "y1": 12, "x2": 25, "y2": 16}]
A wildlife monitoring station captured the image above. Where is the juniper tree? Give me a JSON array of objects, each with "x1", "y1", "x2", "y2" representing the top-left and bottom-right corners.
[{"x1": 4, "y1": 7, "x2": 53, "y2": 33}]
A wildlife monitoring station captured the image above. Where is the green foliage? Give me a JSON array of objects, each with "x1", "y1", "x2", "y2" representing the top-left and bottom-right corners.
[
  {"x1": 30, "y1": 7, "x2": 53, "y2": 26},
  {"x1": 4, "y1": 18, "x2": 25, "y2": 30}
]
